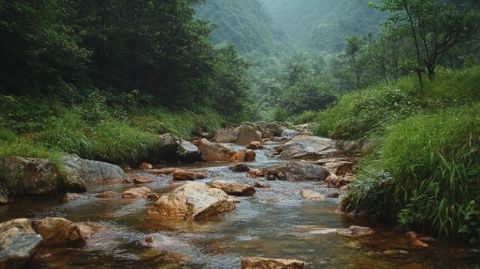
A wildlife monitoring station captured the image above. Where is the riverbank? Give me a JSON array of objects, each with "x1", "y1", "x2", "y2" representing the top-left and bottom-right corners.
[{"x1": 1, "y1": 125, "x2": 479, "y2": 268}]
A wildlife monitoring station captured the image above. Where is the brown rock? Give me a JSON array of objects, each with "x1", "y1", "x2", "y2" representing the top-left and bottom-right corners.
[
  {"x1": 148, "y1": 182, "x2": 235, "y2": 221},
  {"x1": 172, "y1": 169, "x2": 207, "y2": 181},
  {"x1": 122, "y1": 187, "x2": 152, "y2": 199},
  {"x1": 406, "y1": 231, "x2": 429, "y2": 248},
  {"x1": 63, "y1": 193, "x2": 86, "y2": 202},
  {"x1": 195, "y1": 138, "x2": 236, "y2": 162},
  {"x1": 75, "y1": 222, "x2": 105, "y2": 242},
  {"x1": 300, "y1": 190, "x2": 325, "y2": 201},
  {"x1": 230, "y1": 150, "x2": 256, "y2": 162},
  {"x1": 139, "y1": 162, "x2": 153, "y2": 170},
  {"x1": 241, "y1": 257, "x2": 305, "y2": 269},
  {"x1": 336, "y1": 226, "x2": 375, "y2": 238},
  {"x1": 139, "y1": 235, "x2": 158, "y2": 248},
  {"x1": 254, "y1": 181, "x2": 270, "y2": 188},
  {"x1": 210, "y1": 180, "x2": 256, "y2": 196},
  {"x1": 247, "y1": 141, "x2": 263, "y2": 150},
  {"x1": 147, "y1": 167, "x2": 178, "y2": 175},
  {"x1": 248, "y1": 168, "x2": 265, "y2": 178},
  {"x1": 147, "y1": 193, "x2": 160, "y2": 201},
  {"x1": 96, "y1": 191, "x2": 117, "y2": 199},
  {"x1": 31, "y1": 218, "x2": 79, "y2": 246},
  {"x1": 230, "y1": 163, "x2": 250, "y2": 172}
]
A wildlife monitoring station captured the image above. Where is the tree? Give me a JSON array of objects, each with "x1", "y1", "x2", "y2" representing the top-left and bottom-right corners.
[
  {"x1": 374, "y1": 0, "x2": 480, "y2": 88},
  {"x1": 345, "y1": 36, "x2": 366, "y2": 90},
  {"x1": 0, "y1": 0, "x2": 89, "y2": 94}
]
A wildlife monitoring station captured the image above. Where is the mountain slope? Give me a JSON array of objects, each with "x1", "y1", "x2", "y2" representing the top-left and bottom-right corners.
[
  {"x1": 196, "y1": 0, "x2": 283, "y2": 55},
  {"x1": 260, "y1": 0, "x2": 386, "y2": 52}
]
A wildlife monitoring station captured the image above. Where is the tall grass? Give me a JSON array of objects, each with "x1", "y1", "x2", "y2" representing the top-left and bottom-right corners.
[
  {"x1": 315, "y1": 67, "x2": 480, "y2": 140},
  {"x1": 0, "y1": 91, "x2": 225, "y2": 165},
  {"x1": 343, "y1": 104, "x2": 480, "y2": 242}
]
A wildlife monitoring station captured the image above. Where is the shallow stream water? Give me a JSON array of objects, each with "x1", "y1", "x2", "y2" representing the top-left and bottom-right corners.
[{"x1": 1, "y1": 142, "x2": 479, "y2": 269}]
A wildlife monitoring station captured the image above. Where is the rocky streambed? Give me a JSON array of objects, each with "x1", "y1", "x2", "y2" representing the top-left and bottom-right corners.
[{"x1": 1, "y1": 123, "x2": 479, "y2": 269}]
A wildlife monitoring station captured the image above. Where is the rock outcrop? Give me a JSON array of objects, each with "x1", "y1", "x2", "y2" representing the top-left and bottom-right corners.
[
  {"x1": 61, "y1": 155, "x2": 125, "y2": 186},
  {"x1": 148, "y1": 182, "x2": 235, "y2": 221}
]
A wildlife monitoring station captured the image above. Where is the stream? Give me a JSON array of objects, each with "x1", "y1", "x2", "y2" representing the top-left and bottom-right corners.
[{"x1": 1, "y1": 141, "x2": 479, "y2": 269}]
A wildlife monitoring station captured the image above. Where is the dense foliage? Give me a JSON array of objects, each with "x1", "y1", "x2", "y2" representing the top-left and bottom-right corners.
[{"x1": 0, "y1": 0, "x2": 251, "y2": 117}]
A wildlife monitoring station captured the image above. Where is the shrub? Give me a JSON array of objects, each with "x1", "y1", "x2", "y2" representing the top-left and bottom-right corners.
[
  {"x1": 343, "y1": 104, "x2": 480, "y2": 242},
  {"x1": 292, "y1": 110, "x2": 320, "y2": 124}
]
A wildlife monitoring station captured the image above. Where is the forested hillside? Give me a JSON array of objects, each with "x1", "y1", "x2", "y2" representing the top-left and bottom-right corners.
[
  {"x1": 196, "y1": 0, "x2": 284, "y2": 55},
  {"x1": 260, "y1": 0, "x2": 386, "y2": 52}
]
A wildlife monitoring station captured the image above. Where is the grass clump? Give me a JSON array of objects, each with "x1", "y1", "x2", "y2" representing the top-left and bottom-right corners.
[{"x1": 343, "y1": 104, "x2": 480, "y2": 242}]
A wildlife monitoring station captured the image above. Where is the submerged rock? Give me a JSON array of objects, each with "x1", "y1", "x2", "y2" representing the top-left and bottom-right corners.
[
  {"x1": 139, "y1": 162, "x2": 153, "y2": 170},
  {"x1": 63, "y1": 193, "x2": 87, "y2": 202},
  {"x1": 122, "y1": 187, "x2": 152, "y2": 199},
  {"x1": 148, "y1": 182, "x2": 235, "y2": 221},
  {"x1": 172, "y1": 169, "x2": 207, "y2": 181},
  {"x1": 241, "y1": 257, "x2": 306, "y2": 269},
  {"x1": 300, "y1": 189, "x2": 325, "y2": 201},
  {"x1": 278, "y1": 136, "x2": 338, "y2": 160},
  {"x1": 96, "y1": 191, "x2": 118, "y2": 199},
  {"x1": 336, "y1": 226, "x2": 375, "y2": 238},
  {"x1": 265, "y1": 162, "x2": 328, "y2": 181},
  {"x1": 210, "y1": 180, "x2": 256, "y2": 196},
  {"x1": 195, "y1": 138, "x2": 236, "y2": 162}
]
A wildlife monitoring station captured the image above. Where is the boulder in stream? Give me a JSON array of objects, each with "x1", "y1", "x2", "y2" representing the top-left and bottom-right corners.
[
  {"x1": 148, "y1": 133, "x2": 202, "y2": 163},
  {"x1": 61, "y1": 154, "x2": 125, "y2": 186},
  {"x1": 278, "y1": 136, "x2": 338, "y2": 160},
  {"x1": 210, "y1": 180, "x2": 256, "y2": 196},
  {"x1": 246, "y1": 141, "x2": 263, "y2": 150},
  {"x1": 148, "y1": 182, "x2": 235, "y2": 221},
  {"x1": 31, "y1": 217, "x2": 102, "y2": 246},
  {"x1": 195, "y1": 138, "x2": 236, "y2": 162},
  {"x1": 241, "y1": 257, "x2": 306, "y2": 269},
  {"x1": 265, "y1": 161, "x2": 328, "y2": 181},
  {"x1": 230, "y1": 149, "x2": 256, "y2": 162},
  {"x1": 0, "y1": 219, "x2": 42, "y2": 269},
  {"x1": 0, "y1": 156, "x2": 87, "y2": 201},
  {"x1": 172, "y1": 169, "x2": 207, "y2": 181}
]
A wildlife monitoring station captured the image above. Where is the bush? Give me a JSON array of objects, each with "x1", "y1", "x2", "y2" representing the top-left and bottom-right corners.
[
  {"x1": 292, "y1": 110, "x2": 320, "y2": 124},
  {"x1": 343, "y1": 104, "x2": 480, "y2": 242},
  {"x1": 281, "y1": 78, "x2": 337, "y2": 115}
]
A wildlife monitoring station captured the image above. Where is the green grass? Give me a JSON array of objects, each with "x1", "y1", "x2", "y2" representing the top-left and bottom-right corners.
[
  {"x1": 0, "y1": 91, "x2": 226, "y2": 165},
  {"x1": 315, "y1": 66, "x2": 480, "y2": 140},
  {"x1": 343, "y1": 104, "x2": 480, "y2": 242}
]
